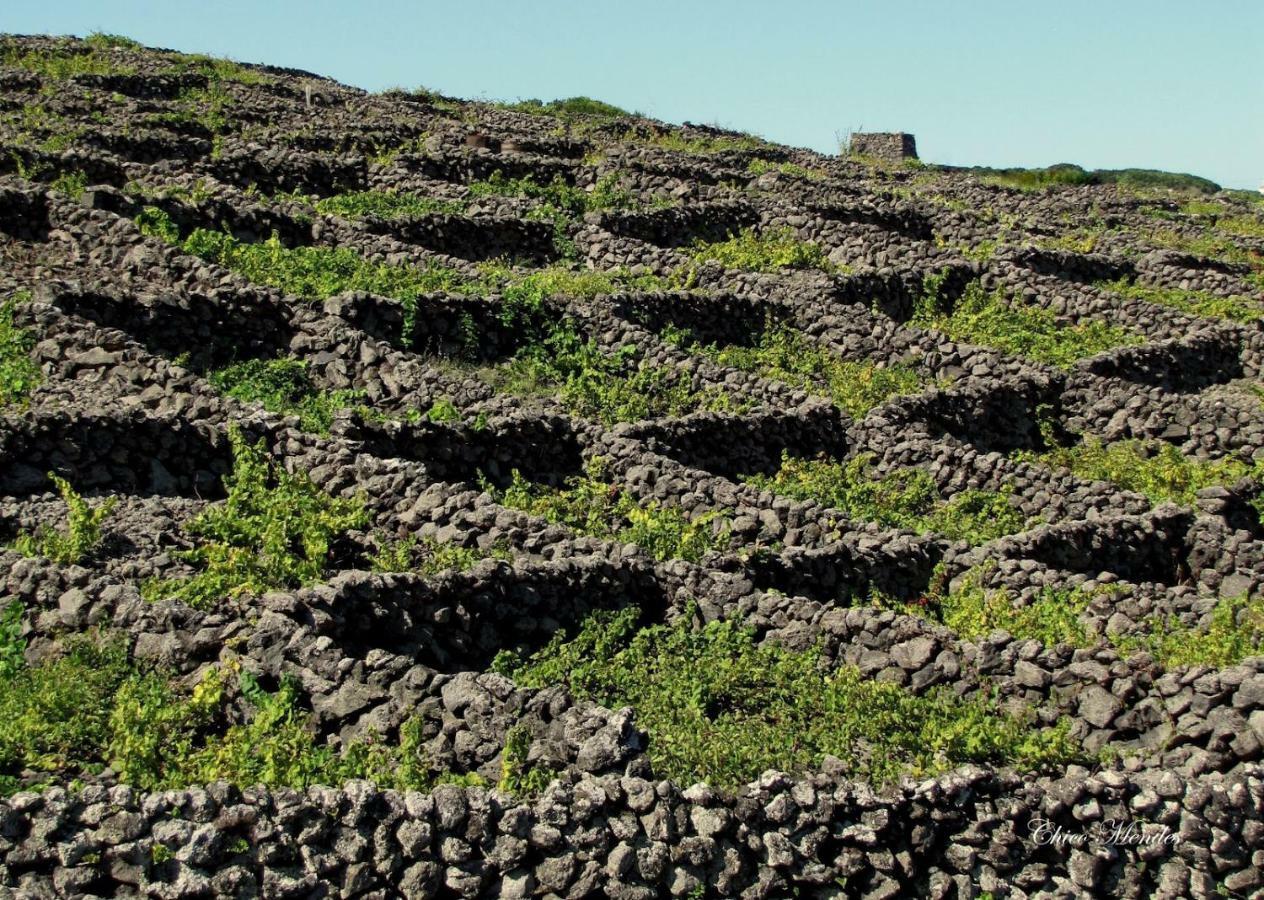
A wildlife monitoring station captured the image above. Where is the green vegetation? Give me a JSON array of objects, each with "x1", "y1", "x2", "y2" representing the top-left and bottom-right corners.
[
  {"x1": 1032, "y1": 225, "x2": 1116, "y2": 255},
  {"x1": 83, "y1": 32, "x2": 142, "y2": 50},
  {"x1": 0, "y1": 601, "x2": 27, "y2": 680},
  {"x1": 468, "y1": 171, "x2": 639, "y2": 259},
  {"x1": 0, "y1": 293, "x2": 41, "y2": 408},
  {"x1": 181, "y1": 228, "x2": 467, "y2": 300},
  {"x1": 913, "y1": 278, "x2": 1141, "y2": 368},
  {"x1": 747, "y1": 158, "x2": 824, "y2": 181},
  {"x1": 0, "y1": 634, "x2": 483, "y2": 795},
  {"x1": 637, "y1": 129, "x2": 767, "y2": 155},
  {"x1": 497, "y1": 724, "x2": 555, "y2": 795},
  {"x1": 496, "y1": 608, "x2": 1080, "y2": 788},
  {"x1": 136, "y1": 206, "x2": 671, "y2": 347},
  {"x1": 209, "y1": 357, "x2": 361, "y2": 434},
  {"x1": 1014, "y1": 438, "x2": 1255, "y2": 507},
  {"x1": 488, "y1": 460, "x2": 731, "y2": 563},
  {"x1": 169, "y1": 52, "x2": 271, "y2": 86},
  {"x1": 744, "y1": 452, "x2": 1028, "y2": 545},
  {"x1": 913, "y1": 566, "x2": 1096, "y2": 647},
  {"x1": 143, "y1": 429, "x2": 367, "y2": 608},
  {"x1": 486, "y1": 322, "x2": 743, "y2": 424},
  {"x1": 666, "y1": 319, "x2": 927, "y2": 418},
  {"x1": 312, "y1": 190, "x2": 464, "y2": 219},
  {"x1": 49, "y1": 170, "x2": 88, "y2": 199},
  {"x1": 0, "y1": 39, "x2": 138, "y2": 80},
  {"x1": 145, "y1": 83, "x2": 235, "y2": 134},
  {"x1": 505, "y1": 96, "x2": 632, "y2": 120},
  {"x1": 1216, "y1": 216, "x2": 1264, "y2": 239},
  {"x1": 687, "y1": 227, "x2": 836, "y2": 274},
  {"x1": 968, "y1": 163, "x2": 1218, "y2": 195},
  {"x1": 1098, "y1": 277, "x2": 1264, "y2": 323},
  {"x1": 12, "y1": 474, "x2": 116, "y2": 566},
  {"x1": 1114, "y1": 595, "x2": 1264, "y2": 669},
  {"x1": 1145, "y1": 228, "x2": 1264, "y2": 271},
  {"x1": 468, "y1": 170, "x2": 635, "y2": 214},
  {"x1": 368, "y1": 535, "x2": 511, "y2": 575}
]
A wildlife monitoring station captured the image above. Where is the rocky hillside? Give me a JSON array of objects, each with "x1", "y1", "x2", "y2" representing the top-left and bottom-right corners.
[{"x1": 1, "y1": 33, "x2": 1263, "y2": 899}]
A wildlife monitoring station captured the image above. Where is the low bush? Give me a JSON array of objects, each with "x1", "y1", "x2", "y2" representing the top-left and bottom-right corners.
[
  {"x1": 0, "y1": 40, "x2": 137, "y2": 80},
  {"x1": 1014, "y1": 438, "x2": 1254, "y2": 506},
  {"x1": 908, "y1": 566, "x2": 1097, "y2": 647},
  {"x1": 209, "y1": 357, "x2": 361, "y2": 434},
  {"x1": 1114, "y1": 594, "x2": 1264, "y2": 669},
  {"x1": 143, "y1": 428, "x2": 367, "y2": 608},
  {"x1": 687, "y1": 227, "x2": 835, "y2": 274},
  {"x1": 497, "y1": 608, "x2": 1081, "y2": 788},
  {"x1": 747, "y1": 158, "x2": 823, "y2": 181},
  {"x1": 0, "y1": 635, "x2": 482, "y2": 794},
  {"x1": 488, "y1": 460, "x2": 731, "y2": 563},
  {"x1": 506, "y1": 96, "x2": 632, "y2": 120},
  {"x1": 913, "y1": 279, "x2": 1141, "y2": 368},
  {"x1": 0, "y1": 293, "x2": 40, "y2": 407},
  {"x1": 489, "y1": 322, "x2": 743, "y2": 423},
  {"x1": 1098, "y1": 277, "x2": 1264, "y2": 323},
  {"x1": 368, "y1": 535, "x2": 511, "y2": 575},
  {"x1": 12, "y1": 474, "x2": 116, "y2": 565},
  {"x1": 744, "y1": 452, "x2": 1028, "y2": 545},
  {"x1": 312, "y1": 190, "x2": 464, "y2": 219},
  {"x1": 668, "y1": 319, "x2": 926, "y2": 417}
]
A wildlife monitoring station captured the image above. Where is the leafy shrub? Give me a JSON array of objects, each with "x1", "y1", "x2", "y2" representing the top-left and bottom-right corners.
[
  {"x1": 49, "y1": 170, "x2": 88, "y2": 198},
  {"x1": 468, "y1": 171, "x2": 637, "y2": 259},
  {"x1": 180, "y1": 229, "x2": 468, "y2": 302},
  {"x1": 507, "y1": 96, "x2": 631, "y2": 120},
  {"x1": 209, "y1": 357, "x2": 361, "y2": 434},
  {"x1": 967, "y1": 163, "x2": 1218, "y2": 194},
  {"x1": 636, "y1": 130, "x2": 767, "y2": 155},
  {"x1": 744, "y1": 452, "x2": 1028, "y2": 545},
  {"x1": 143, "y1": 428, "x2": 367, "y2": 608},
  {"x1": 84, "y1": 32, "x2": 142, "y2": 50},
  {"x1": 0, "y1": 41, "x2": 138, "y2": 79},
  {"x1": 913, "y1": 279, "x2": 1140, "y2": 368},
  {"x1": 313, "y1": 190, "x2": 465, "y2": 220},
  {"x1": 368, "y1": 535, "x2": 510, "y2": 575},
  {"x1": 1098, "y1": 277, "x2": 1263, "y2": 323},
  {"x1": 918, "y1": 566, "x2": 1096, "y2": 647},
  {"x1": 0, "y1": 636, "x2": 131, "y2": 790},
  {"x1": 13, "y1": 474, "x2": 116, "y2": 565},
  {"x1": 498, "y1": 609, "x2": 1080, "y2": 788},
  {"x1": 688, "y1": 227, "x2": 835, "y2": 274},
  {"x1": 0, "y1": 637, "x2": 483, "y2": 794},
  {"x1": 491, "y1": 322, "x2": 742, "y2": 423},
  {"x1": 0, "y1": 601, "x2": 25, "y2": 680},
  {"x1": 670, "y1": 318, "x2": 926, "y2": 417},
  {"x1": 489, "y1": 461, "x2": 731, "y2": 563},
  {"x1": 1114, "y1": 595, "x2": 1264, "y2": 669},
  {"x1": 138, "y1": 208, "x2": 670, "y2": 346},
  {"x1": 0, "y1": 293, "x2": 41, "y2": 407},
  {"x1": 497, "y1": 724, "x2": 556, "y2": 795},
  {"x1": 1014, "y1": 438, "x2": 1254, "y2": 506},
  {"x1": 1217, "y1": 216, "x2": 1264, "y2": 239},
  {"x1": 1145, "y1": 228, "x2": 1263, "y2": 271}
]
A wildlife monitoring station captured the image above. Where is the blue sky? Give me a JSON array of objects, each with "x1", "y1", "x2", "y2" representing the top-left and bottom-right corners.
[{"x1": 5, "y1": 1, "x2": 1261, "y2": 189}]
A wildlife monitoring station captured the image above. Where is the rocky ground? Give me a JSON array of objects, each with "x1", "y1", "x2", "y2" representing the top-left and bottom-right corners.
[{"x1": 1, "y1": 33, "x2": 1263, "y2": 900}]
